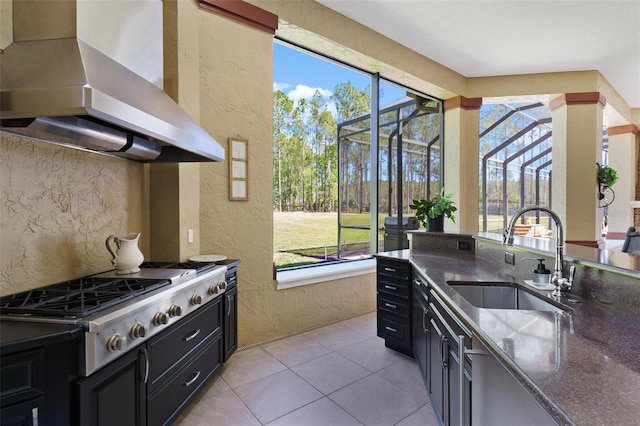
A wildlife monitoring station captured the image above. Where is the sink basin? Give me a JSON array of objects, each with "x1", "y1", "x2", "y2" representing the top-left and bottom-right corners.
[{"x1": 446, "y1": 281, "x2": 565, "y2": 312}]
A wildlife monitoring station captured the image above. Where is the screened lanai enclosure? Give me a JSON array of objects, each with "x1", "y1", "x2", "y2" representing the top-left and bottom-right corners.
[
  {"x1": 337, "y1": 97, "x2": 612, "y2": 257},
  {"x1": 480, "y1": 101, "x2": 608, "y2": 234},
  {"x1": 337, "y1": 94, "x2": 443, "y2": 257},
  {"x1": 480, "y1": 102, "x2": 554, "y2": 233}
]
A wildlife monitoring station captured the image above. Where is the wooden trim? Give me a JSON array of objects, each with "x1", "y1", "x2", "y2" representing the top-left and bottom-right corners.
[
  {"x1": 549, "y1": 92, "x2": 607, "y2": 111},
  {"x1": 566, "y1": 239, "x2": 603, "y2": 249},
  {"x1": 443, "y1": 96, "x2": 482, "y2": 112},
  {"x1": 607, "y1": 124, "x2": 639, "y2": 136},
  {"x1": 199, "y1": 0, "x2": 278, "y2": 34},
  {"x1": 605, "y1": 232, "x2": 627, "y2": 240}
]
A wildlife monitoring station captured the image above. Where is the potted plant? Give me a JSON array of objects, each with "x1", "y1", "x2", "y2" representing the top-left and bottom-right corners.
[
  {"x1": 597, "y1": 163, "x2": 618, "y2": 187},
  {"x1": 410, "y1": 192, "x2": 457, "y2": 232}
]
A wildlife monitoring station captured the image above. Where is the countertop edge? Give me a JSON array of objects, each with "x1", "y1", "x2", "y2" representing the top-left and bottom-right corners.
[{"x1": 0, "y1": 321, "x2": 84, "y2": 354}]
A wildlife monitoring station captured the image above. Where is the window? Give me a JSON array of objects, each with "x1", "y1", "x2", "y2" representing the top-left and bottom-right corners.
[{"x1": 273, "y1": 41, "x2": 443, "y2": 270}]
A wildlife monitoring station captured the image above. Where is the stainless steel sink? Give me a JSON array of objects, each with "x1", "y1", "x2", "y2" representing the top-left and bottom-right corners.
[{"x1": 446, "y1": 281, "x2": 566, "y2": 312}]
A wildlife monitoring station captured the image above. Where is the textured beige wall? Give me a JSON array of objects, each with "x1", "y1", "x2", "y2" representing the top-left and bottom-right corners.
[
  {"x1": 0, "y1": 134, "x2": 148, "y2": 294},
  {"x1": 188, "y1": 8, "x2": 375, "y2": 346},
  {"x1": 0, "y1": 0, "x2": 11, "y2": 50}
]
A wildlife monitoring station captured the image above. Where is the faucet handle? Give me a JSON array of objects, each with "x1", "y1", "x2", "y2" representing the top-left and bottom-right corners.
[
  {"x1": 567, "y1": 265, "x2": 576, "y2": 286},
  {"x1": 503, "y1": 228, "x2": 513, "y2": 245}
]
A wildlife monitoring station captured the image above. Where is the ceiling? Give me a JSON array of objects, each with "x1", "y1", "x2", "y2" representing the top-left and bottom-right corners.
[{"x1": 315, "y1": 0, "x2": 640, "y2": 109}]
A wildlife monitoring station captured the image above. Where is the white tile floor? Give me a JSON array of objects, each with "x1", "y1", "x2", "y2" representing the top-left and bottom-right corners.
[{"x1": 174, "y1": 312, "x2": 440, "y2": 426}]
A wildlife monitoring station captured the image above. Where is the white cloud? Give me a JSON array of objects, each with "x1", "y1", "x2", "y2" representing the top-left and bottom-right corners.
[
  {"x1": 287, "y1": 84, "x2": 332, "y2": 102},
  {"x1": 273, "y1": 82, "x2": 292, "y2": 92}
]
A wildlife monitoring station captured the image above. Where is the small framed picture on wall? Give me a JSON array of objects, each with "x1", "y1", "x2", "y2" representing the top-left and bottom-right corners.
[{"x1": 229, "y1": 137, "x2": 249, "y2": 200}]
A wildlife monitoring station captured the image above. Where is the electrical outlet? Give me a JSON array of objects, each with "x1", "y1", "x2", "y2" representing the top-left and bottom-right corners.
[
  {"x1": 457, "y1": 241, "x2": 471, "y2": 251},
  {"x1": 505, "y1": 251, "x2": 515, "y2": 265},
  {"x1": 188, "y1": 228, "x2": 194, "y2": 244}
]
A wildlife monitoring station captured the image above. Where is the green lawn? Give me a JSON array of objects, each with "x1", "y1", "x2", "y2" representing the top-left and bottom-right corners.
[
  {"x1": 273, "y1": 211, "x2": 375, "y2": 268},
  {"x1": 273, "y1": 211, "x2": 527, "y2": 268}
]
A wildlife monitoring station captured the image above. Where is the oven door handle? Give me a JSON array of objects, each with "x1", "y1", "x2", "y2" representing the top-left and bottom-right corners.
[{"x1": 141, "y1": 347, "x2": 150, "y2": 384}]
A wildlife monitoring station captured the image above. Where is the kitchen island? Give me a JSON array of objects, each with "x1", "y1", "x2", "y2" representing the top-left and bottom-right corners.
[{"x1": 378, "y1": 233, "x2": 640, "y2": 425}]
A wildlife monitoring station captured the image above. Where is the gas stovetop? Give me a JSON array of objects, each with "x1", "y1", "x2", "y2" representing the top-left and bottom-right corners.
[
  {"x1": 0, "y1": 261, "x2": 228, "y2": 376},
  {"x1": 0, "y1": 276, "x2": 171, "y2": 318}
]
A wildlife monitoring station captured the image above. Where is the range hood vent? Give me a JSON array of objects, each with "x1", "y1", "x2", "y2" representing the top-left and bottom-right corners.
[{"x1": 0, "y1": 1, "x2": 225, "y2": 163}]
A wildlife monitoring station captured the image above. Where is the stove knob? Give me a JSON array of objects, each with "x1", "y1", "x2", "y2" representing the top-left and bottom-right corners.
[
  {"x1": 168, "y1": 304, "x2": 183, "y2": 317},
  {"x1": 208, "y1": 284, "x2": 220, "y2": 295},
  {"x1": 106, "y1": 334, "x2": 125, "y2": 352},
  {"x1": 153, "y1": 312, "x2": 169, "y2": 326},
  {"x1": 218, "y1": 280, "x2": 228, "y2": 290},
  {"x1": 130, "y1": 323, "x2": 147, "y2": 339},
  {"x1": 190, "y1": 294, "x2": 203, "y2": 306}
]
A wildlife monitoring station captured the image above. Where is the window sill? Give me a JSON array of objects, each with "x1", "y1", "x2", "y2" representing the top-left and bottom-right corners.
[{"x1": 276, "y1": 259, "x2": 376, "y2": 290}]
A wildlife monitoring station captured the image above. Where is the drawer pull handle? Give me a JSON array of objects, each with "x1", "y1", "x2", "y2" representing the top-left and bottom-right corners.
[
  {"x1": 384, "y1": 302, "x2": 397, "y2": 309},
  {"x1": 384, "y1": 267, "x2": 397, "y2": 272},
  {"x1": 184, "y1": 329, "x2": 201, "y2": 342},
  {"x1": 384, "y1": 285, "x2": 397, "y2": 291},
  {"x1": 423, "y1": 308, "x2": 429, "y2": 333},
  {"x1": 385, "y1": 326, "x2": 397, "y2": 333},
  {"x1": 184, "y1": 371, "x2": 201, "y2": 387}
]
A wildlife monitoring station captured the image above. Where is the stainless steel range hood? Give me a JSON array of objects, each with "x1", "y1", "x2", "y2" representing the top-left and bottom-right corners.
[{"x1": 0, "y1": 0, "x2": 225, "y2": 163}]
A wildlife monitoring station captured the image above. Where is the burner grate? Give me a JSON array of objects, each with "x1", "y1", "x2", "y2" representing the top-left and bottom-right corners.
[{"x1": 0, "y1": 277, "x2": 171, "y2": 318}]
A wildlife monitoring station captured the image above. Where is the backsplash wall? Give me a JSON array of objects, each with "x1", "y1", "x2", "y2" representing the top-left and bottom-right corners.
[{"x1": 0, "y1": 133, "x2": 148, "y2": 295}]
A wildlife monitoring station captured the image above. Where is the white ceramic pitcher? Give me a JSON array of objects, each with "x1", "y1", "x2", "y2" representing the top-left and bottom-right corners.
[{"x1": 105, "y1": 233, "x2": 144, "y2": 274}]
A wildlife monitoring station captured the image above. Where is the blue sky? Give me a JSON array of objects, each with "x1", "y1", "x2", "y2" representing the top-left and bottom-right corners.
[{"x1": 273, "y1": 42, "x2": 406, "y2": 114}]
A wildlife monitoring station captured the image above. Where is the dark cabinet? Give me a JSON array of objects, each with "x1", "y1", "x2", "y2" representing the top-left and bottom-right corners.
[
  {"x1": 147, "y1": 296, "x2": 223, "y2": 425},
  {"x1": 447, "y1": 344, "x2": 472, "y2": 426},
  {"x1": 77, "y1": 347, "x2": 147, "y2": 426},
  {"x1": 147, "y1": 334, "x2": 222, "y2": 425},
  {"x1": 411, "y1": 272, "x2": 472, "y2": 426},
  {"x1": 412, "y1": 279, "x2": 429, "y2": 385},
  {"x1": 76, "y1": 296, "x2": 224, "y2": 426},
  {"x1": 376, "y1": 258, "x2": 413, "y2": 356},
  {"x1": 427, "y1": 285, "x2": 472, "y2": 426},
  {"x1": 223, "y1": 267, "x2": 238, "y2": 362},
  {"x1": 147, "y1": 297, "x2": 221, "y2": 392},
  {"x1": 1, "y1": 325, "x2": 80, "y2": 426},
  {"x1": 0, "y1": 397, "x2": 44, "y2": 426},
  {"x1": 427, "y1": 313, "x2": 447, "y2": 424},
  {"x1": 0, "y1": 348, "x2": 46, "y2": 426}
]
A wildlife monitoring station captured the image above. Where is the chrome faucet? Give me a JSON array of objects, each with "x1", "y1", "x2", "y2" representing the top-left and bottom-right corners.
[{"x1": 503, "y1": 206, "x2": 576, "y2": 297}]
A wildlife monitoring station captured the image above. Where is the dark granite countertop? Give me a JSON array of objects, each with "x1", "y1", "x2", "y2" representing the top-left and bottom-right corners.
[
  {"x1": 0, "y1": 321, "x2": 83, "y2": 354},
  {"x1": 377, "y1": 249, "x2": 640, "y2": 425}
]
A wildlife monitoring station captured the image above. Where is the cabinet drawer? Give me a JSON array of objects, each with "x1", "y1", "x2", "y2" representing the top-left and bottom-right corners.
[
  {"x1": 148, "y1": 297, "x2": 222, "y2": 391},
  {"x1": 0, "y1": 349, "x2": 45, "y2": 407},
  {"x1": 0, "y1": 396, "x2": 44, "y2": 425},
  {"x1": 377, "y1": 260, "x2": 411, "y2": 280},
  {"x1": 377, "y1": 313, "x2": 410, "y2": 346},
  {"x1": 377, "y1": 276, "x2": 411, "y2": 299},
  {"x1": 378, "y1": 295, "x2": 410, "y2": 317},
  {"x1": 147, "y1": 334, "x2": 222, "y2": 426}
]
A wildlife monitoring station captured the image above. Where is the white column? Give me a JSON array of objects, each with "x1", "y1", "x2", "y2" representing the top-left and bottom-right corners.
[
  {"x1": 606, "y1": 125, "x2": 639, "y2": 239},
  {"x1": 443, "y1": 96, "x2": 481, "y2": 233},
  {"x1": 549, "y1": 93, "x2": 605, "y2": 248}
]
